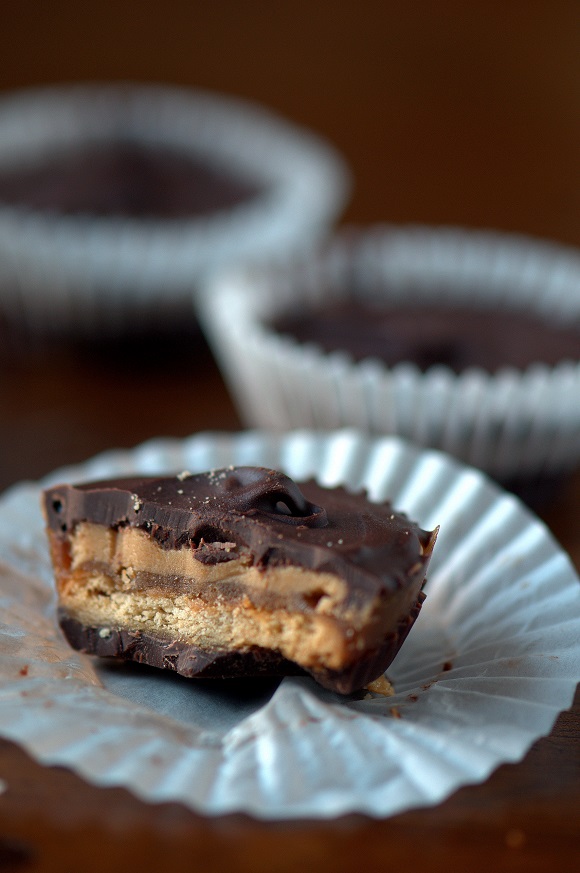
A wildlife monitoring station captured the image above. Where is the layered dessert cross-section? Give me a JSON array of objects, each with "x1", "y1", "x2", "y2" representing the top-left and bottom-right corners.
[{"x1": 42, "y1": 466, "x2": 437, "y2": 694}]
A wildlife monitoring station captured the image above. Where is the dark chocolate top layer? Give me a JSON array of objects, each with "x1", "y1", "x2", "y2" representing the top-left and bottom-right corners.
[
  {"x1": 0, "y1": 142, "x2": 262, "y2": 219},
  {"x1": 43, "y1": 467, "x2": 434, "y2": 597},
  {"x1": 271, "y1": 300, "x2": 580, "y2": 373}
]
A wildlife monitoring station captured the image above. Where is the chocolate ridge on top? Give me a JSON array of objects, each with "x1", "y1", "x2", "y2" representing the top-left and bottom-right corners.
[{"x1": 43, "y1": 466, "x2": 435, "y2": 600}]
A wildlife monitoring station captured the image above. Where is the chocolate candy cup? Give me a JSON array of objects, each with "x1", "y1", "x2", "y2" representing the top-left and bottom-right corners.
[{"x1": 43, "y1": 466, "x2": 436, "y2": 694}]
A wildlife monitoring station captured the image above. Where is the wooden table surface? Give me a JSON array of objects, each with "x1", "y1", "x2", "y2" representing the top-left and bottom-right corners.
[{"x1": 1, "y1": 2, "x2": 579, "y2": 870}]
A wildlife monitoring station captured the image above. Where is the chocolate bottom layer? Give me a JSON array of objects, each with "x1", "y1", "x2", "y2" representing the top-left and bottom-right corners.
[{"x1": 58, "y1": 591, "x2": 425, "y2": 695}]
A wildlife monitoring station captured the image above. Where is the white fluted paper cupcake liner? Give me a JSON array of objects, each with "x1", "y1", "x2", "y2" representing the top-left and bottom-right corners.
[
  {"x1": 0, "y1": 83, "x2": 349, "y2": 333},
  {"x1": 0, "y1": 429, "x2": 579, "y2": 819},
  {"x1": 199, "y1": 227, "x2": 580, "y2": 480}
]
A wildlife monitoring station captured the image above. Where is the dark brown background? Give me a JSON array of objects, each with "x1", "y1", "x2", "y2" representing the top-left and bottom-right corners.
[{"x1": 0, "y1": 2, "x2": 579, "y2": 871}]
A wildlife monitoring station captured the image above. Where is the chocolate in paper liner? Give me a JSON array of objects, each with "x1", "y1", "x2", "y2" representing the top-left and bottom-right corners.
[
  {"x1": 0, "y1": 83, "x2": 349, "y2": 334},
  {"x1": 199, "y1": 227, "x2": 580, "y2": 480},
  {"x1": 0, "y1": 429, "x2": 579, "y2": 819}
]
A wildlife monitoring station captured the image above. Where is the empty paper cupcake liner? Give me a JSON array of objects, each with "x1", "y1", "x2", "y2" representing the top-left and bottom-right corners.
[
  {"x1": 0, "y1": 429, "x2": 579, "y2": 819},
  {"x1": 0, "y1": 82, "x2": 349, "y2": 333},
  {"x1": 198, "y1": 226, "x2": 580, "y2": 480}
]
